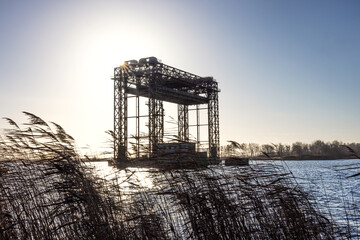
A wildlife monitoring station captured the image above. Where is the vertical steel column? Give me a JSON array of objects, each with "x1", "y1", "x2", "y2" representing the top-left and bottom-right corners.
[
  {"x1": 178, "y1": 104, "x2": 189, "y2": 141},
  {"x1": 148, "y1": 78, "x2": 164, "y2": 156},
  {"x1": 196, "y1": 104, "x2": 200, "y2": 152},
  {"x1": 114, "y1": 68, "x2": 119, "y2": 161},
  {"x1": 158, "y1": 101, "x2": 164, "y2": 142},
  {"x1": 136, "y1": 94, "x2": 140, "y2": 158},
  {"x1": 114, "y1": 67, "x2": 128, "y2": 162},
  {"x1": 208, "y1": 89, "x2": 219, "y2": 158},
  {"x1": 135, "y1": 74, "x2": 141, "y2": 158}
]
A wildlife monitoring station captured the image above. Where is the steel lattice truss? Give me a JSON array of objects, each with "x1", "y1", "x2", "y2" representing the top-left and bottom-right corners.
[{"x1": 113, "y1": 57, "x2": 219, "y2": 162}]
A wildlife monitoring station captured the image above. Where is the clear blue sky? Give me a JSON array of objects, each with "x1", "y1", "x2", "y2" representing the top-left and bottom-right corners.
[{"x1": 0, "y1": 0, "x2": 359, "y2": 153}]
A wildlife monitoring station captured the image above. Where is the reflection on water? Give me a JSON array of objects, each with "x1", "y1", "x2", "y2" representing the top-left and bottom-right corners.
[
  {"x1": 86, "y1": 162, "x2": 154, "y2": 189},
  {"x1": 254, "y1": 159, "x2": 360, "y2": 235}
]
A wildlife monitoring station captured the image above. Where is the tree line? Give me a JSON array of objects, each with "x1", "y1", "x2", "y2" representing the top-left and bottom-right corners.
[{"x1": 221, "y1": 140, "x2": 360, "y2": 160}]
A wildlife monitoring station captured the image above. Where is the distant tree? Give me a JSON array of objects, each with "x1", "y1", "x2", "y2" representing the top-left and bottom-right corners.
[
  {"x1": 261, "y1": 144, "x2": 274, "y2": 155},
  {"x1": 310, "y1": 140, "x2": 325, "y2": 156},
  {"x1": 221, "y1": 140, "x2": 359, "y2": 159},
  {"x1": 292, "y1": 142, "x2": 304, "y2": 157},
  {"x1": 284, "y1": 144, "x2": 291, "y2": 156},
  {"x1": 248, "y1": 143, "x2": 260, "y2": 158},
  {"x1": 330, "y1": 140, "x2": 344, "y2": 158},
  {"x1": 222, "y1": 144, "x2": 234, "y2": 157},
  {"x1": 239, "y1": 143, "x2": 248, "y2": 156},
  {"x1": 347, "y1": 143, "x2": 360, "y2": 157},
  {"x1": 224, "y1": 141, "x2": 244, "y2": 156},
  {"x1": 273, "y1": 143, "x2": 287, "y2": 157}
]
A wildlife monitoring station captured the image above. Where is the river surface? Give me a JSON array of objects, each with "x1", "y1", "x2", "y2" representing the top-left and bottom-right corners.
[
  {"x1": 90, "y1": 159, "x2": 360, "y2": 236},
  {"x1": 255, "y1": 159, "x2": 360, "y2": 235}
]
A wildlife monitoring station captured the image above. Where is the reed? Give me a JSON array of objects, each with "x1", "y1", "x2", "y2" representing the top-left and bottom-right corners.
[{"x1": 0, "y1": 112, "x2": 344, "y2": 239}]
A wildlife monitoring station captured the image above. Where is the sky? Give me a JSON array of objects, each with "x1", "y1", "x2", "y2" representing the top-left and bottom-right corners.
[{"x1": 0, "y1": 0, "x2": 359, "y2": 154}]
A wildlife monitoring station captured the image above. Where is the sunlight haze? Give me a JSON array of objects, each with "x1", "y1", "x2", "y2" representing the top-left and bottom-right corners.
[{"x1": 1, "y1": 0, "x2": 359, "y2": 155}]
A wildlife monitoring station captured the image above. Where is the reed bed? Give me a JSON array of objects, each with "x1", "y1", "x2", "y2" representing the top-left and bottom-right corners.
[{"x1": 0, "y1": 112, "x2": 344, "y2": 239}]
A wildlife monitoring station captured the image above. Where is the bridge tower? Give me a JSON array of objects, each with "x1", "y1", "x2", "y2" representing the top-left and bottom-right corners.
[{"x1": 113, "y1": 57, "x2": 219, "y2": 163}]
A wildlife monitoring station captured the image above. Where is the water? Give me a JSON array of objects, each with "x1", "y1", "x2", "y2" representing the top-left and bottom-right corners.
[
  {"x1": 257, "y1": 159, "x2": 360, "y2": 235},
  {"x1": 90, "y1": 159, "x2": 360, "y2": 236}
]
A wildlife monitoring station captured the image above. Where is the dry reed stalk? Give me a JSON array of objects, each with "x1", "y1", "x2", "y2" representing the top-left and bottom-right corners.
[{"x1": 0, "y1": 112, "x2": 348, "y2": 239}]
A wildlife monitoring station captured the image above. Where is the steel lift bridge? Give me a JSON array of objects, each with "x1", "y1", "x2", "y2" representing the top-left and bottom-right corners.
[{"x1": 113, "y1": 57, "x2": 219, "y2": 163}]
